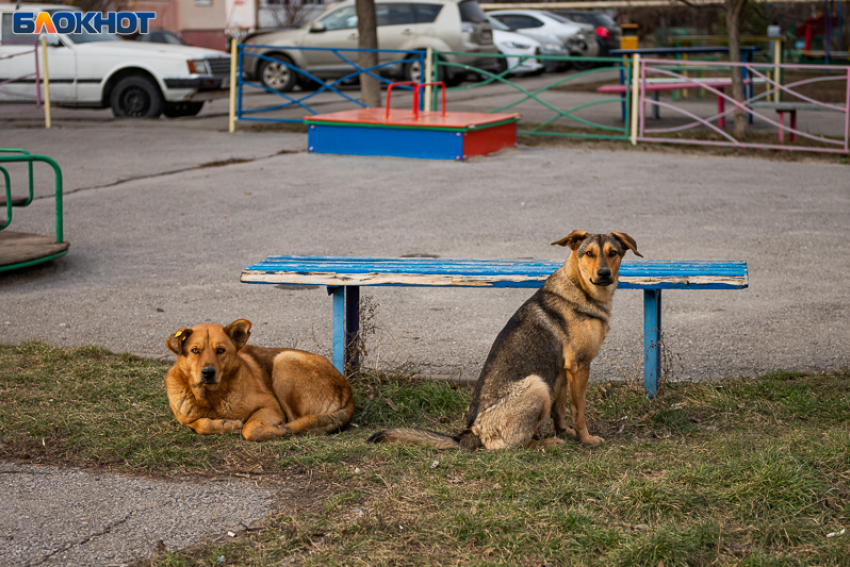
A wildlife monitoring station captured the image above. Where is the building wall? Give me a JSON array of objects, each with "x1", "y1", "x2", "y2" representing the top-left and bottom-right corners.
[{"x1": 133, "y1": 0, "x2": 180, "y2": 33}]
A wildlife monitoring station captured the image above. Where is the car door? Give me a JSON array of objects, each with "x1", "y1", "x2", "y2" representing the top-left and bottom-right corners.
[
  {"x1": 300, "y1": 5, "x2": 359, "y2": 75},
  {"x1": 374, "y1": 3, "x2": 416, "y2": 64},
  {"x1": 0, "y1": 15, "x2": 71, "y2": 102},
  {"x1": 0, "y1": 14, "x2": 77, "y2": 103}
]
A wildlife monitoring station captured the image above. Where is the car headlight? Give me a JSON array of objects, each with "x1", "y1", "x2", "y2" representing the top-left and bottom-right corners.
[
  {"x1": 543, "y1": 43, "x2": 562, "y2": 52},
  {"x1": 187, "y1": 59, "x2": 211, "y2": 75},
  {"x1": 461, "y1": 22, "x2": 473, "y2": 33},
  {"x1": 504, "y1": 41, "x2": 531, "y2": 50}
]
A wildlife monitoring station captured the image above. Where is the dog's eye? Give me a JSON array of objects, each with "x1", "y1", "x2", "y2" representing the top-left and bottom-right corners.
[
  {"x1": 608, "y1": 249, "x2": 619, "y2": 257},
  {"x1": 584, "y1": 251, "x2": 594, "y2": 258},
  {"x1": 191, "y1": 347, "x2": 199, "y2": 354},
  {"x1": 216, "y1": 347, "x2": 226, "y2": 355}
]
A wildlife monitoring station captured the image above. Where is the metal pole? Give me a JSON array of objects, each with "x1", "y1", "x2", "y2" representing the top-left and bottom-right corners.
[
  {"x1": 630, "y1": 54, "x2": 640, "y2": 145},
  {"x1": 424, "y1": 47, "x2": 433, "y2": 112},
  {"x1": 40, "y1": 36, "x2": 51, "y2": 129},
  {"x1": 773, "y1": 39, "x2": 782, "y2": 102},
  {"x1": 229, "y1": 39, "x2": 238, "y2": 133},
  {"x1": 643, "y1": 289, "x2": 662, "y2": 399}
]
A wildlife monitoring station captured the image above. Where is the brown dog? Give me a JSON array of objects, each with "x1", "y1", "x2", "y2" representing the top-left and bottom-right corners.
[
  {"x1": 165, "y1": 319, "x2": 354, "y2": 441},
  {"x1": 369, "y1": 231, "x2": 641, "y2": 450}
]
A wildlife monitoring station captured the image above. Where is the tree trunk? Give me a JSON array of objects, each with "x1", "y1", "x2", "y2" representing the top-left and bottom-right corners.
[
  {"x1": 356, "y1": 0, "x2": 381, "y2": 107},
  {"x1": 726, "y1": 0, "x2": 749, "y2": 137}
]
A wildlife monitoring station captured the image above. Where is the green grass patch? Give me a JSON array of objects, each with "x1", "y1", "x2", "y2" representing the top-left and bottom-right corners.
[{"x1": 1, "y1": 342, "x2": 849, "y2": 566}]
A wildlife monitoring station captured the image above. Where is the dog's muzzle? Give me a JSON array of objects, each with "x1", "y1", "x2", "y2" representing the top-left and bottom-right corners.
[
  {"x1": 592, "y1": 269, "x2": 614, "y2": 286},
  {"x1": 200, "y1": 367, "x2": 217, "y2": 384}
]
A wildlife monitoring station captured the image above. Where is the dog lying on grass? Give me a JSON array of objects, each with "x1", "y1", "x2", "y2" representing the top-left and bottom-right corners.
[
  {"x1": 165, "y1": 319, "x2": 354, "y2": 441},
  {"x1": 369, "y1": 231, "x2": 641, "y2": 450}
]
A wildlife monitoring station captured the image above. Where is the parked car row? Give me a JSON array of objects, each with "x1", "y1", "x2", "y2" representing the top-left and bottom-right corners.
[
  {"x1": 243, "y1": 0, "x2": 618, "y2": 91},
  {"x1": 0, "y1": 3, "x2": 231, "y2": 118},
  {"x1": 0, "y1": 1, "x2": 618, "y2": 118}
]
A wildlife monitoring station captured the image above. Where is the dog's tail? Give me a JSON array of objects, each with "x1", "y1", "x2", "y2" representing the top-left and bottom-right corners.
[{"x1": 367, "y1": 427, "x2": 461, "y2": 450}]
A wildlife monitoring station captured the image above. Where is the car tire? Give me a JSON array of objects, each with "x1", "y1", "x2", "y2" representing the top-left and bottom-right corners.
[
  {"x1": 297, "y1": 75, "x2": 324, "y2": 91},
  {"x1": 258, "y1": 54, "x2": 297, "y2": 92},
  {"x1": 494, "y1": 54, "x2": 509, "y2": 76},
  {"x1": 442, "y1": 70, "x2": 467, "y2": 87},
  {"x1": 571, "y1": 59, "x2": 595, "y2": 71},
  {"x1": 110, "y1": 76, "x2": 164, "y2": 119},
  {"x1": 163, "y1": 101, "x2": 204, "y2": 118},
  {"x1": 402, "y1": 57, "x2": 425, "y2": 83}
]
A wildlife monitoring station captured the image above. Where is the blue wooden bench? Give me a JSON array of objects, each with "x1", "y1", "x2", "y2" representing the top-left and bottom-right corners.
[{"x1": 240, "y1": 256, "x2": 748, "y2": 398}]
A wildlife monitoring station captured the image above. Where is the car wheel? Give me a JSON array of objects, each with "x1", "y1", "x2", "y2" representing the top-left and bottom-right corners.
[
  {"x1": 110, "y1": 76, "x2": 164, "y2": 118},
  {"x1": 163, "y1": 101, "x2": 204, "y2": 118},
  {"x1": 442, "y1": 71, "x2": 467, "y2": 87},
  {"x1": 571, "y1": 58, "x2": 595, "y2": 71},
  {"x1": 258, "y1": 54, "x2": 297, "y2": 92},
  {"x1": 297, "y1": 75, "x2": 324, "y2": 91},
  {"x1": 403, "y1": 57, "x2": 425, "y2": 83},
  {"x1": 494, "y1": 54, "x2": 509, "y2": 76}
]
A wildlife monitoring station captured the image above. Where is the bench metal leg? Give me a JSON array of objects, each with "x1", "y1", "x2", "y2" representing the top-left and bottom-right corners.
[
  {"x1": 329, "y1": 286, "x2": 345, "y2": 374},
  {"x1": 345, "y1": 286, "x2": 360, "y2": 372},
  {"x1": 643, "y1": 289, "x2": 662, "y2": 399},
  {"x1": 328, "y1": 286, "x2": 361, "y2": 376}
]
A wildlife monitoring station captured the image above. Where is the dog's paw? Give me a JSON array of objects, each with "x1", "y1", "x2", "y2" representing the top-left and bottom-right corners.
[
  {"x1": 579, "y1": 434, "x2": 605, "y2": 447},
  {"x1": 555, "y1": 426, "x2": 577, "y2": 438},
  {"x1": 540, "y1": 437, "x2": 565, "y2": 448}
]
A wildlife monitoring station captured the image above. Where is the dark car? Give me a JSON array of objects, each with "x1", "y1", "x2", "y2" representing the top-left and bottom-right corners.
[
  {"x1": 551, "y1": 10, "x2": 620, "y2": 57},
  {"x1": 125, "y1": 29, "x2": 187, "y2": 45}
]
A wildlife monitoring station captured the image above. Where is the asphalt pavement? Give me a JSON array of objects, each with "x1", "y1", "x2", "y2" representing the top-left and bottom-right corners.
[{"x1": 1, "y1": 94, "x2": 849, "y2": 566}]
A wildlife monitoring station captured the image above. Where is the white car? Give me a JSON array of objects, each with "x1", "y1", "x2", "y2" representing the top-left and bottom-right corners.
[
  {"x1": 488, "y1": 15, "x2": 566, "y2": 76},
  {"x1": 0, "y1": 4, "x2": 231, "y2": 118},
  {"x1": 488, "y1": 9, "x2": 599, "y2": 70}
]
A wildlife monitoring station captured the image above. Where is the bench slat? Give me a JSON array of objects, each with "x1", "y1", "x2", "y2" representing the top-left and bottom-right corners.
[{"x1": 241, "y1": 257, "x2": 748, "y2": 290}]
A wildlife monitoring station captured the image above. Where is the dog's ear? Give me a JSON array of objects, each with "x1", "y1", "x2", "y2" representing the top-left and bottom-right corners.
[
  {"x1": 166, "y1": 328, "x2": 193, "y2": 355},
  {"x1": 610, "y1": 232, "x2": 643, "y2": 258},
  {"x1": 224, "y1": 319, "x2": 252, "y2": 350},
  {"x1": 551, "y1": 230, "x2": 589, "y2": 250}
]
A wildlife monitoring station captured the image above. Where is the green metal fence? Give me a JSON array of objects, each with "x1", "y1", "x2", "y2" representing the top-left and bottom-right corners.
[{"x1": 432, "y1": 52, "x2": 632, "y2": 141}]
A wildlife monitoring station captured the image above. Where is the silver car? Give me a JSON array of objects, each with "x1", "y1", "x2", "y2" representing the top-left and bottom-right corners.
[
  {"x1": 243, "y1": 0, "x2": 498, "y2": 91},
  {"x1": 488, "y1": 9, "x2": 600, "y2": 70}
]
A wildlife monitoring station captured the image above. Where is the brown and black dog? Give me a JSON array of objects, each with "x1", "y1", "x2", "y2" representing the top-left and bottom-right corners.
[
  {"x1": 165, "y1": 319, "x2": 354, "y2": 441},
  {"x1": 369, "y1": 231, "x2": 641, "y2": 450}
]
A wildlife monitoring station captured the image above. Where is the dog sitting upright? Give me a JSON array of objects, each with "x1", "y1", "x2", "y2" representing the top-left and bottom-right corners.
[
  {"x1": 369, "y1": 231, "x2": 641, "y2": 450},
  {"x1": 165, "y1": 319, "x2": 354, "y2": 441}
]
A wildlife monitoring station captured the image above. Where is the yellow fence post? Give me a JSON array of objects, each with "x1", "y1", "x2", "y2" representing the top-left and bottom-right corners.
[
  {"x1": 229, "y1": 38, "x2": 238, "y2": 133},
  {"x1": 40, "y1": 35, "x2": 51, "y2": 129},
  {"x1": 424, "y1": 47, "x2": 433, "y2": 112},
  {"x1": 773, "y1": 39, "x2": 782, "y2": 102},
  {"x1": 630, "y1": 54, "x2": 640, "y2": 146}
]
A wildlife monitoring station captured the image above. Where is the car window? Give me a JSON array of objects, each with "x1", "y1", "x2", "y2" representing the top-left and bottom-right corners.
[
  {"x1": 564, "y1": 13, "x2": 589, "y2": 24},
  {"x1": 486, "y1": 16, "x2": 510, "y2": 32},
  {"x1": 493, "y1": 15, "x2": 542, "y2": 30},
  {"x1": 597, "y1": 14, "x2": 616, "y2": 28},
  {"x1": 1, "y1": 13, "x2": 38, "y2": 44},
  {"x1": 376, "y1": 3, "x2": 414, "y2": 26},
  {"x1": 320, "y1": 6, "x2": 358, "y2": 30},
  {"x1": 66, "y1": 30, "x2": 122, "y2": 43},
  {"x1": 412, "y1": 3, "x2": 442, "y2": 23},
  {"x1": 458, "y1": 0, "x2": 487, "y2": 23},
  {"x1": 544, "y1": 12, "x2": 571, "y2": 24}
]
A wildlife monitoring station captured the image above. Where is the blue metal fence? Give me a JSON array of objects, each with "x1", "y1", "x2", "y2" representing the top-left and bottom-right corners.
[{"x1": 236, "y1": 44, "x2": 425, "y2": 124}]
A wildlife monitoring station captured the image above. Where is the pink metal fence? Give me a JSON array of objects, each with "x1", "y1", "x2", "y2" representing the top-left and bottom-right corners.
[
  {"x1": 0, "y1": 40, "x2": 42, "y2": 107},
  {"x1": 637, "y1": 58, "x2": 849, "y2": 154}
]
